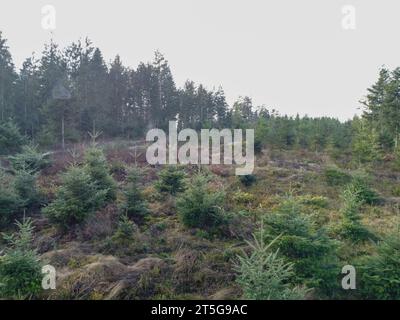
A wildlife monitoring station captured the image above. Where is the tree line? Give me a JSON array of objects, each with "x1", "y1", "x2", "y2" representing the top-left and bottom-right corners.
[
  {"x1": 0, "y1": 32, "x2": 232, "y2": 145},
  {"x1": 1, "y1": 30, "x2": 400, "y2": 161}
]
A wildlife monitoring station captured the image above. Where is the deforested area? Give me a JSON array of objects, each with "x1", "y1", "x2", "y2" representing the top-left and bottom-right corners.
[{"x1": 1, "y1": 1, "x2": 400, "y2": 301}]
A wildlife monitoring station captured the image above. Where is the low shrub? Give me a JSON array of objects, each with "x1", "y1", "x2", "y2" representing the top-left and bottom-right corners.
[
  {"x1": 324, "y1": 166, "x2": 352, "y2": 186},
  {"x1": 357, "y1": 232, "x2": 400, "y2": 299},
  {"x1": 238, "y1": 174, "x2": 257, "y2": 187},
  {"x1": 120, "y1": 168, "x2": 149, "y2": 222},
  {"x1": 111, "y1": 214, "x2": 138, "y2": 245},
  {"x1": 42, "y1": 166, "x2": 108, "y2": 228},
  {"x1": 155, "y1": 166, "x2": 186, "y2": 195},
  {"x1": 232, "y1": 190, "x2": 255, "y2": 206},
  {"x1": 234, "y1": 233, "x2": 307, "y2": 300},
  {"x1": 263, "y1": 196, "x2": 340, "y2": 296},
  {"x1": 0, "y1": 219, "x2": 42, "y2": 299},
  {"x1": 13, "y1": 169, "x2": 41, "y2": 208},
  {"x1": 177, "y1": 174, "x2": 226, "y2": 231},
  {"x1": 83, "y1": 147, "x2": 117, "y2": 202},
  {"x1": 348, "y1": 173, "x2": 381, "y2": 205},
  {"x1": 336, "y1": 186, "x2": 375, "y2": 242},
  {"x1": 8, "y1": 145, "x2": 51, "y2": 172}
]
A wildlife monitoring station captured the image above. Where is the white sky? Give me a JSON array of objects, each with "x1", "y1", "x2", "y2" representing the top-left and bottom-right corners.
[{"x1": 1, "y1": 0, "x2": 400, "y2": 120}]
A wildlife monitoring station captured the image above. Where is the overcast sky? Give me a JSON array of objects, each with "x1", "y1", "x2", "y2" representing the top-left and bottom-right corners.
[{"x1": 1, "y1": 0, "x2": 400, "y2": 120}]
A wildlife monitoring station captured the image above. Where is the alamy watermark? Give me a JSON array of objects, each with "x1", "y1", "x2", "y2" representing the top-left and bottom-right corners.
[
  {"x1": 342, "y1": 5, "x2": 356, "y2": 30},
  {"x1": 41, "y1": 5, "x2": 56, "y2": 31},
  {"x1": 41, "y1": 264, "x2": 56, "y2": 290},
  {"x1": 341, "y1": 265, "x2": 356, "y2": 290},
  {"x1": 145, "y1": 121, "x2": 254, "y2": 175}
]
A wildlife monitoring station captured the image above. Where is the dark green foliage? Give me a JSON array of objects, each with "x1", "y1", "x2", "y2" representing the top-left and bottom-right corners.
[
  {"x1": 120, "y1": 168, "x2": 149, "y2": 222},
  {"x1": 253, "y1": 137, "x2": 263, "y2": 154},
  {"x1": 42, "y1": 166, "x2": 107, "y2": 228},
  {"x1": 83, "y1": 147, "x2": 117, "y2": 202},
  {"x1": 155, "y1": 166, "x2": 186, "y2": 195},
  {"x1": 357, "y1": 232, "x2": 400, "y2": 299},
  {"x1": 0, "y1": 167, "x2": 41, "y2": 225},
  {"x1": 340, "y1": 187, "x2": 362, "y2": 222},
  {"x1": 179, "y1": 80, "x2": 229, "y2": 130},
  {"x1": 254, "y1": 112, "x2": 353, "y2": 152},
  {"x1": 0, "y1": 171, "x2": 21, "y2": 226},
  {"x1": 0, "y1": 189, "x2": 20, "y2": 225},
  {"x1": 354, "y1": 67, "x2": 400, "y2": 164},
  {"x1": 324, "y1": 167, "x2": 352, "y2": 186},
  {"x1": 0, "y1": 33, "x2": 363, "y2": 155},
  {"x1": 112, "y1": 214, "x2": 138, "y2": 244},
  {"x1": 0, "y1": 33, "x2": 18, "y2": 127},
  {"x1": 177, "y1": 174, "x2": 225, "y2": 230},
  {"x1": 351, "y1": 118, "x2": 381, "y2": 164},
  {"x1": 109, "y1": 161, "x2": 127, "y2": 177},
  {"x1": 263, "y1": 196, "x2": 339, "y2": 295},
  {"x1": 238, "y1": 174, "x2": 257, "y2": 187},
  {"x1": 8, "y1": 145, "x2": 50, "y2": 172},
  {"x1": 338, "y1": 220, "x2": 373, "y2": 243},
  {"x1": 362, "y1": 67, "x2": 400, "y2": 152},
  {"x1": 0, "y1": 219, "x2": 42, "y2": 299},
  {"x1": 13, "y1": 169, "x2": 40, "y2": 208},
  {"x1": 337, "y1": 186, "x2": 375, "y2": 242},
  {"x1": 325, "y1": 167, "x2": 380, "y2": 205},
  {"x1": 0, "y1": 120, "x2": 26, "y2": 155},
  {"x1": 234, "y1": 234, "x2": 307, "y2": 300},
  {"x1": 349, "y1": 173, "x2": 381, "y2": 205}
]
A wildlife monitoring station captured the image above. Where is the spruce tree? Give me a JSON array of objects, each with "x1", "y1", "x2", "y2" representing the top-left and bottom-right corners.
[{"x1": 120, "y1": 168, "x2": 149, "y2": 222}]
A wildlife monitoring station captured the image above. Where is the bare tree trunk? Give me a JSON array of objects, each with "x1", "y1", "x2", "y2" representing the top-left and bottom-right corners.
[
  {"x1": 24, "y1": 79, "x2": 27, "y2": 135},
  {"x1": 61, "y1": 113, "x2": 65, "y2": 150},
  {"x1": 0, "y1": 76, "x2": 4, "y2": 122}
]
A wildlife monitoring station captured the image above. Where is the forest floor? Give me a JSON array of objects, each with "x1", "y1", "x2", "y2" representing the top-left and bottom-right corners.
[{"x1": 2, "y1": 142, "x2": 400, "y2": 300}]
